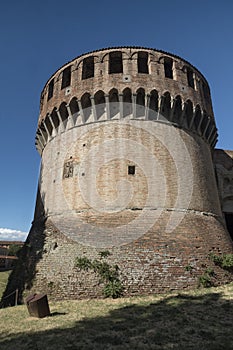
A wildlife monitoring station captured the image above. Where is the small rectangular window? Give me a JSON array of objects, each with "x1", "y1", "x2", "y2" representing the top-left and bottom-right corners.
[
  {"x1": 187, "y1": 68, "x2": 194, "y2": 88},
  {"x1": 61, "y1": 66, "x2": 71, "y2": 89},
  {"x1": 138, "y1": 52, "x2": 149, "y2": 73},
  {"x1": 82, "y1": 56, "x2": 94, "y2": 79},
  {"x1": 128, "y1": 165, "x2": 135, "y2": 175},
  {"x1": 109, "y1": 51, "x2": 123, "y2": 74},
  {"x1": 164, "y1": 58, "x2": 173, "y2": 79},
  {"x1": 47, "y1": 79, "x2": 54, "y2": 101}
]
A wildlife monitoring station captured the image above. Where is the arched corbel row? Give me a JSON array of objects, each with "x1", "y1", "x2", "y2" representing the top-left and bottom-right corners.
[{"x1": 36, "y1": 88, "x2": 218, "y2": 153}]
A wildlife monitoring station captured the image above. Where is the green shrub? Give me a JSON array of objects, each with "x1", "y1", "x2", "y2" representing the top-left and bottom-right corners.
[
  {"x1": 75, "y1": 254, "x2": 123, "y2": 298},
  {"x1": 75, "y1": 257, "x2": 93, "y2": 271},
  {"x1": 205, "y1": 268, "x2": 215, "y2": 277},
  {"x1": 209, "y1": 253, "x2": 233, "y2": 271},
  {"x1": 103, "y1": 280, "x2": 123, "y2": 298},
  {"x1": 198, "y1": 273, "x2": 213, "y2": 288},
  {"x1": 98, "y1": 250, "x2": 111, "y2": 258},
  {"x1": 198, "y1": 267, "x2": 216, "y2": 288}
]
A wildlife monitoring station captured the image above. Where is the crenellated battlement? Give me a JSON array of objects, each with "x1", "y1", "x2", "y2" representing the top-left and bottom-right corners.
[{"x1": 36, "y1": 47, "x2": 217, "y2": 154}]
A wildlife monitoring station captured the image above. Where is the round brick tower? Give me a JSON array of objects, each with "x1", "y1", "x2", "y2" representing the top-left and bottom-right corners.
[{"x1": 7, "y1": 47, "x2": 233, "y2": 302}]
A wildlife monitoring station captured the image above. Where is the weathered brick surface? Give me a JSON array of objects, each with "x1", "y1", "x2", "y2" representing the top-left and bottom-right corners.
[
  {"x1": 26, "y1": 212, "x2": 232, "y2": 301},
  {"x1": 26, "y1": 119, "x2": 233, "y2": 300},
  {"x1": 39, "y1": 47, "x2": 214, "y2": 123}
]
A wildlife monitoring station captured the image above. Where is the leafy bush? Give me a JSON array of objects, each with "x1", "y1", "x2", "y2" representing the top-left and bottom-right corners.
[
  {"x1": 75, "y1": 253, "x2": 123, "y2": 298},
  {"x1": 209, "y1": 253, "x2": 233, "y2": 272},
  {"x1": 98, "y1": 250, "x2": 111, "y2": 258},
  {"x1": 198, "y1": 267, "x2": 216, "y2": 288},
  {"x1": 103, "y1": 280, "x2": 123, "y2": 298},
  {"x1": 198, "y1": 273, "x2": 213, "y2": 288},
  {"x1": 205, "y1": 268, "x2": 215, "y2": 277},
  {"x1": 75, "y1": 257, "x2": 93, "y2": 271}
]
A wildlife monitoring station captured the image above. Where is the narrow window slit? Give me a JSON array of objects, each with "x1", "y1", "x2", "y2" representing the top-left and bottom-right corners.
[
  {"x1": 138, "y1": 52, "x2": 149, "y2": 73},
  {"x1": 61, "y1": 66, "x2": 71, "y2": 89},
  {"x1": 109, "y1": 51, "x2": 123, "y2": 74},
  {"x1": 187, "y1": 68, "x2": 194, "y2": 88},
  {"x1": 82, "y1": 56, "x2": 94, "y2": 79},
  {"x1": 47, "y1": 79, "x2": 54, "y2": 100},
  {"x1": 164, "y1": 57, "x2": 173, "y2": 79}
]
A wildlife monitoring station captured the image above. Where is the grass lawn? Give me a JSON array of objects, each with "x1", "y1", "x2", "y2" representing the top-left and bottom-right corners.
[
  {"x1": 0, "y1": 271, "x2": 10, "y2": 300},
  {"x1": 0, "y1": 283, "x2": 232, "y2": 350}
]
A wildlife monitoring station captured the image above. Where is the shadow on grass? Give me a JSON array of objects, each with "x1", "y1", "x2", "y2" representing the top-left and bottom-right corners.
[
  {"x1": 0, "y1": 291, "x2": 233, "y2": 350},
  {"x1": 50, "y1": 312, "x2": 67, "y2": 317}
]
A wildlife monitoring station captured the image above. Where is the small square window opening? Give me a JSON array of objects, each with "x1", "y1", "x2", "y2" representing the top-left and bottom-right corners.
[{"x1": 128, "y1": 165, "x2": 135, "y2": 175}]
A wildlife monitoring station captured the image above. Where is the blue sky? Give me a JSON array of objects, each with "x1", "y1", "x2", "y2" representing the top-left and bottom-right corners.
[{"x1": 0, "y1": 0, "x2": 232, "y2": 241}]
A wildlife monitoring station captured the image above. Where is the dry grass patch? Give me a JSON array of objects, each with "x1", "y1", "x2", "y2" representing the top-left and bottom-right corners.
[
  {"x1": 0, "y1": 271, "x2": 10, "y2": 299},
  {"x1": 0, "y1": 283, "x2": 233, "y2": 349}
]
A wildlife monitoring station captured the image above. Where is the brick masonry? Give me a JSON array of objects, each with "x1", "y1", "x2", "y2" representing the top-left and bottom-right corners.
[{"x1": 3, "y1": 47, "x2": 233, "y2": 304}]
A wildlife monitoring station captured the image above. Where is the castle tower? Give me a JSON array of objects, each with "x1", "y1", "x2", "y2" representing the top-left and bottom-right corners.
[{"x1": 6, "y1": 47, "x2": 233, "y2": 302}]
